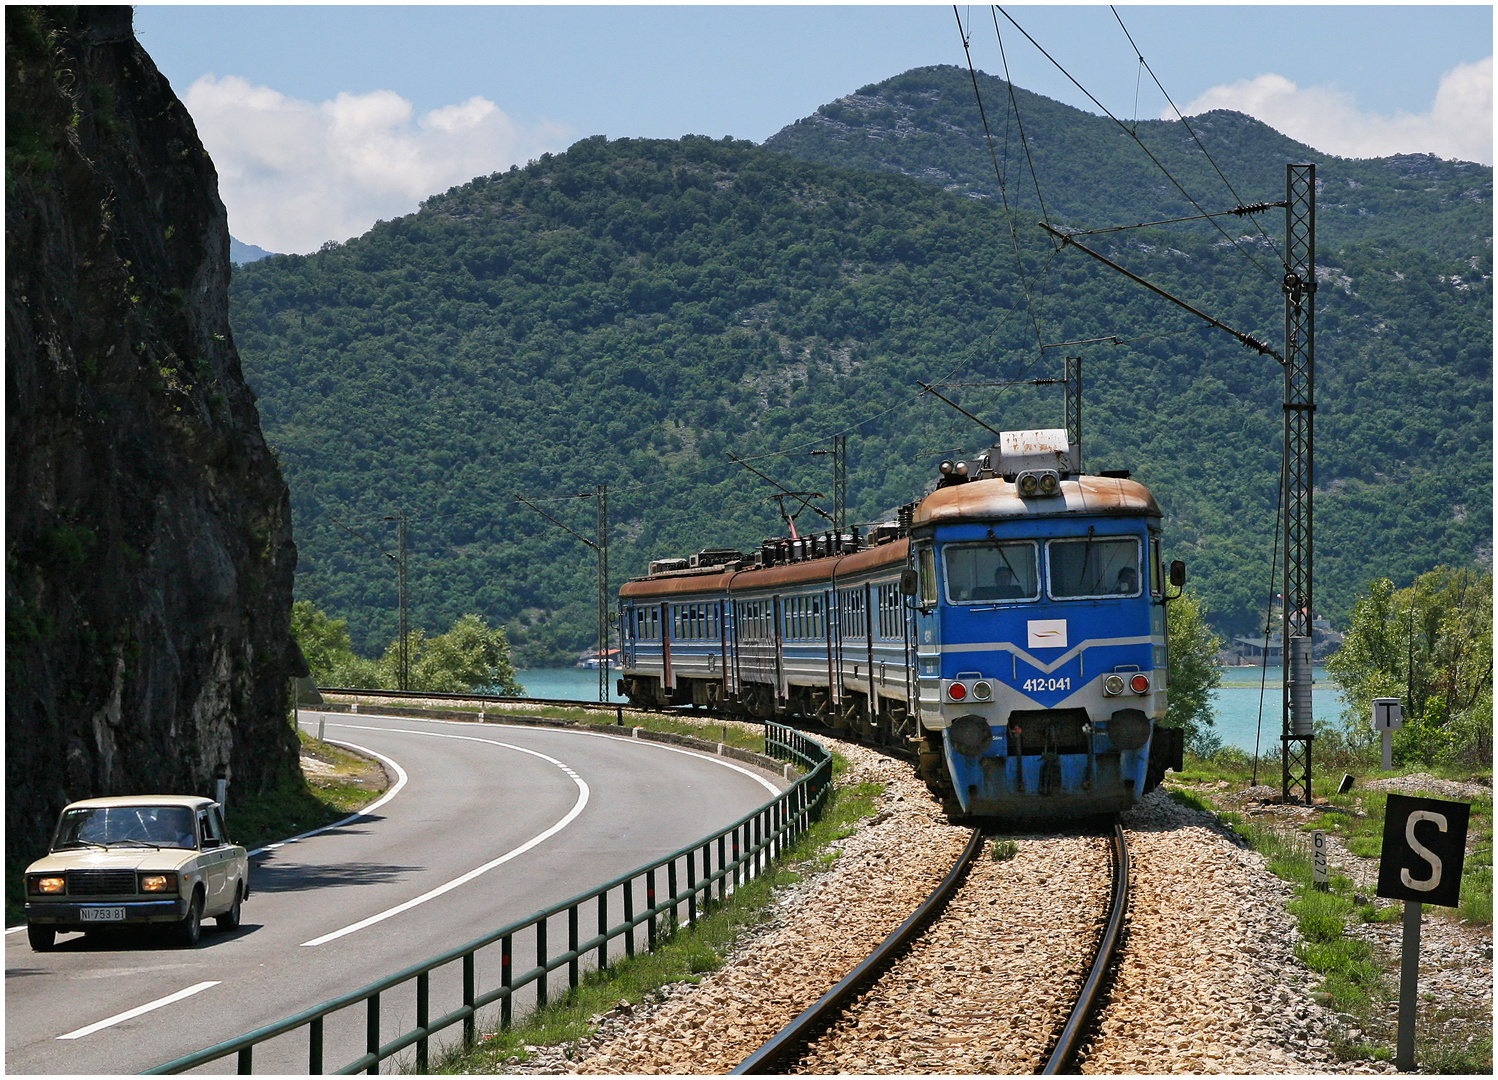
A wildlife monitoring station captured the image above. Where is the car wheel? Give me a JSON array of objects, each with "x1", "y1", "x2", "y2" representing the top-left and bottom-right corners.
[
  {"x1": 216, "y1": 883, "x2": 243, "y2": 931},
  {"x1": 176, "y1": 890, "x2": 203, "y2": 947},
  {"x1": 27, "y1": 923, "x2": 56, "y2": 952}
]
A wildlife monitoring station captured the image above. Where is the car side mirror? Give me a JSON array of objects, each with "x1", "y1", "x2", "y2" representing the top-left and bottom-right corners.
[
  {"x1": 1169, "y1": 560, "x2": 1186, "y2": 588},
  {"x1": 899, "y1": 568, "x2": 918, "y2": 596}
]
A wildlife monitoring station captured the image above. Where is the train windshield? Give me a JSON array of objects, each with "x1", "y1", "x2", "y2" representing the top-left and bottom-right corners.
[
  {"x1": 943, "y1": 541, "x2": 1039, "y2": 603},
  {"x1": 1047, "y1": 537, "x2": 1141, "y2": 598}
]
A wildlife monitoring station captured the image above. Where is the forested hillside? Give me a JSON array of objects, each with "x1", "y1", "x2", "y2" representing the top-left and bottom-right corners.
[{"x1": 230, "y1": 70, "x2": 1491, "y2": 665}]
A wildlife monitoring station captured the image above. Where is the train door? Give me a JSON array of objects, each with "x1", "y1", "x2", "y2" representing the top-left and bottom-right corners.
[
  {"x1": 621, "y1": 603, "x2": 635, "y2": 670},
  {"x1": 823, "y1": 588, "x2": 836, "y2": 708},
  {"x1": 773, "y1": 594, "x2": 786, "y2": 705},
  {"x1": 830, "y1": 585, "x2": 844, "y2": 707},
  {"x1": 864, "y1": 581, "x2": 877, "y2": 722},
  {"x1": 719, "y1": 598, "x2": 731, "y2": 701},
  {"x1": 913, "y1": 540, "x2": 943, "y2": 725},
  {"x1": 903, "y1": 559, "x2": 917, "y2": 719},
  {"x1": 661, "y1": 600, "x2": 673, "y2": 692}
]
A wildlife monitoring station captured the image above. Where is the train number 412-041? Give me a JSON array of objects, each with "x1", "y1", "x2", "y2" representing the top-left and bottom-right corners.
[{"x1": 1021, "y1": 676, "x2": 1071, "y2": 692}]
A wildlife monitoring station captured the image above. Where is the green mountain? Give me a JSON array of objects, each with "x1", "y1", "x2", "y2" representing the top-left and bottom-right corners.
[
  {"x1": 229, "y1": 71, "x2": 1491, "y2": 664},
  {"x1": 764, "y1": 66, "x2": 1492, "y2": 258}
]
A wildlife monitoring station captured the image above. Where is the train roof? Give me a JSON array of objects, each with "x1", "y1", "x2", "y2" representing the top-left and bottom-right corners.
[
  {"x1": 910, "y1": 474, "x2": 1160, "y2": 529},
  {"x1": 620, "y1": 538, "x2": 909, "y2": 599}
]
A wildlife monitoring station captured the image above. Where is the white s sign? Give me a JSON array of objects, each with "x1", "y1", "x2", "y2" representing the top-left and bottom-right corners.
[{"x1": 1400, "y1": 810, "x2": 1447, "y2": 892}]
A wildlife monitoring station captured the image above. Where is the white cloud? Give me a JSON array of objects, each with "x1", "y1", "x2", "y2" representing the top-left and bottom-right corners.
[
  {"x1": 1171, "y1": 57, "x2": 1492, "y2": 166},
  {"x1": 184, "y1": 76, "x2": 573, "y2": 254}
]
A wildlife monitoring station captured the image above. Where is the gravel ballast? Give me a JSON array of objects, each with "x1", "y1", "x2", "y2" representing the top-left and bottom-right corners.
[{"x1": 489, "y1": 747, "x2": 1486, "y2": 1075}]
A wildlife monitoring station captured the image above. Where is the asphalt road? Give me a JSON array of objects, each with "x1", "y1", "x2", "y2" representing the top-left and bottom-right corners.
[{"x1": 5, "y1": 711, "x2": 785, "y2": 1073}]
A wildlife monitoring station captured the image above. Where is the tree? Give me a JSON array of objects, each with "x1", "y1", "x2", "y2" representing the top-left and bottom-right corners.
[
  {"x1": 1326, "y1": 567, "x2": 1493, "y2": 766},
  {"x1": 376, "y1": 614, "x2": 524, "y2": 695},
  {"x1": 1166, "y1": 589, "x2": 1225, "y2": 757},
  {"x1": 290, "y1": 600, "x2": 378, "y2": 686}
]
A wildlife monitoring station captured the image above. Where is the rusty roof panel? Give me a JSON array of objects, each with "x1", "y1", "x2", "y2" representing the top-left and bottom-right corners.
[
  {"x1": 620, "y1": 538, "x2": 909, "y2": 599},
  {"x1": 910, "y1": 475, "x2": 1159, "y2": 528},
  {"x1": 620, "y1": 572, "x2": 736, "y2": 598}
]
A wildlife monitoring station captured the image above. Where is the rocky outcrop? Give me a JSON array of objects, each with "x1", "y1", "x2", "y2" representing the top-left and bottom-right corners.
[{"x1": 6, "y1": 7, "x2": 299, "y2": 863}]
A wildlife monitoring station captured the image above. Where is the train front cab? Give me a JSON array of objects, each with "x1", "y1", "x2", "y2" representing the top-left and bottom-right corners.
[{"x1": 912, "y1": 480, "x2": 1179, "y2": 819}]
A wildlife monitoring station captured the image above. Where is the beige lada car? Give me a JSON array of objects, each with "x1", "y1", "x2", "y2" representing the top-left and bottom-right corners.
[{"x1": 24, "y1": 795, "x2": 249, "y2": 951}]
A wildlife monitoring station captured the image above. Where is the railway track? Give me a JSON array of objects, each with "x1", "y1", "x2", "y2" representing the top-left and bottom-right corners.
[{"x1": 732, "y1": 822, "x2": 1129, "y2": 1075}]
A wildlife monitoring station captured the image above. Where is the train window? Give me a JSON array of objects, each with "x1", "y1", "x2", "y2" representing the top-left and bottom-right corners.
[
  {"x1": 840, "y1": 589, "x2": 866, "y2": 637},
  {"x1": 1150, "y1": 537, "x2": 1162, "y2": 596},
  {"x1": 943, "y1": 542, "x2": 1039, "y2": 604},
  {"x1": 877, "y1": 583, "x2": 902, "y2": 637},
  {"x1": 812, "y1": 596, "x2": 823, "y2": 640},
  {"x1": 916, "y1": 544, "x2": 938, "y2": 607},
  {"x1": 1048, "y1": 537, "x2": 1141, "y2": 599}
]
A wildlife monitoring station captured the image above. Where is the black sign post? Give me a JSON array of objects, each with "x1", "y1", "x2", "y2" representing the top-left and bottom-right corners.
[{"x1": 1376, "y1": 794, "x2": 1470, "y2": 1071}]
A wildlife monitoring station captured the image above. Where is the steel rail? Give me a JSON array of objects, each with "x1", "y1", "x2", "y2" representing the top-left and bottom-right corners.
[
  {"x1": 730, "y1": 827, "x2": 984, "y2": 1075},
  {"x1": 1040, "y1": 820, "x2": 1130, "y2": 1074}
]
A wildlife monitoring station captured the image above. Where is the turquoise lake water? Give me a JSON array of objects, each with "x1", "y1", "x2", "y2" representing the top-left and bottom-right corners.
[
  {"x1": 514, "y1": 667, "x2": 614, "y2": 701},
  {"x1": 515, "y1": 664, "x2": 1344, "y2": 753}
]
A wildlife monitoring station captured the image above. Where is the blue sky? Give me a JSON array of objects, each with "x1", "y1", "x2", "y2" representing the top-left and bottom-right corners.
[{"x1": 133, "y1": 5, "x2": 1494, "y2": 253}]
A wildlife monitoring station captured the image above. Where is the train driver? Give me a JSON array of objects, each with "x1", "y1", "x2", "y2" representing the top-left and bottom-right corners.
[
  {"x1": 1114, "y1": 566, "x2": 1138, "y2": 594},
  {"x1": 972, "y1": 564, "x2": 1026, "y2": 600}
]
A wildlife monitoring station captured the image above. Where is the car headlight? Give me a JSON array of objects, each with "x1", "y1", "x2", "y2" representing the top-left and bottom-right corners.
[
  {"x1": 29, "y1": 876, "x2": 65, "y2": 895},
  {"x1": 139, "y1": 872, "x2": 178, "y2": 893}
]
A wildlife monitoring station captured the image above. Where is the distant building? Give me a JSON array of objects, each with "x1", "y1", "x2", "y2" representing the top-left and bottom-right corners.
[{"x1": 1217, "y1": 616, "x2": 1343, "y2": 666}]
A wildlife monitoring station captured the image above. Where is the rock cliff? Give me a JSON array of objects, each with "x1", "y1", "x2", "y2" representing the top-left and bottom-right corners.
[{"x1": 6, "y1": 6, "x2": 299, "y2": 863}]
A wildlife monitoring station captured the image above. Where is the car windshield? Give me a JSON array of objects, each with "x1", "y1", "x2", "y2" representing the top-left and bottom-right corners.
[{"x1": 53, "y1": 805, "x2": 198, "y2": 851}]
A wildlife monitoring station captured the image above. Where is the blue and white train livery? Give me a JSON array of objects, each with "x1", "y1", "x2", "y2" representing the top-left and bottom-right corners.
[{"x1": 618, "y1": 429, "x2": 1184, "y2": 819}]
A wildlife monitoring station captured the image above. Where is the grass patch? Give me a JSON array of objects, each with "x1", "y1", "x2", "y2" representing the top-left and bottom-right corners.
[
  {"x1": 434, "y1": 764, "x2": 883, "y2": 1073},
  {"x1": 226, "y1": 731, "x2": 390, "y2": 850},
  {"x1": 1170, "y1": 772, "x2": 1493, "y2": 1072}
]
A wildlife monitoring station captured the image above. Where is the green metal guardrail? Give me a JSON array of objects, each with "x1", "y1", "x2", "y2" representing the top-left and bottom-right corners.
[{"x1": 146, "y1": 722, "x2": 832, "y2": 1075}]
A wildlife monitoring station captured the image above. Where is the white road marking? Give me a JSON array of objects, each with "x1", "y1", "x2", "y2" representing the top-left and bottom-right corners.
[
  {"x1": 249, "y1": 737, "x2": 409, "y2": 857},
  {"x1": 299, "y1": 723, "x2": 590, "y2": 947},
  {"x1": 564, "y1": 728, "x2": 783, "y2": 795},
  {"x1": 56, "y1": 981, "x2": 220, "y2": 1040},
  {"x1": 387, "y1": 711, "x2": 784, "y2": 795}
]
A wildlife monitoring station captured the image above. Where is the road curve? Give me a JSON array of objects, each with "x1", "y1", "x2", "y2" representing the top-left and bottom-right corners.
[{"x1": 5, "y1": 712, "x2": 785, "y2": 1074}]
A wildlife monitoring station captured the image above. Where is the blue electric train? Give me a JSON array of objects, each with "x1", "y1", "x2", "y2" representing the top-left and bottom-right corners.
[{"x1": 617, "y1": 429, "x2": 1184, "y2": 819}]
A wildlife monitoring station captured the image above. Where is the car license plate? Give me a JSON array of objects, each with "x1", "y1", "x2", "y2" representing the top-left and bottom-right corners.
[{"x1": 80, "y1": 906, "x2": 126, "y2": 922}]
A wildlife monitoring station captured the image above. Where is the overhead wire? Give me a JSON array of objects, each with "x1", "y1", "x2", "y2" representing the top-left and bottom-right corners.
[
  {"x1": 954, "y1": 4, "x2": 1045, "y2": 348},
  {"x1": 995, "y1": 5, "x2": 1281, "y2": 283},
  {"x1": 1109, "y1": 5, "x2": 1284, "y2": 262},
  {"x1": 990, "y1": 7, "x2": 1050, "y2": 229}
]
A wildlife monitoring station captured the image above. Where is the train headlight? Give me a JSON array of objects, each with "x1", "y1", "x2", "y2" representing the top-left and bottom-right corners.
[
  {"x1": 972, "y1": 680, "x2": 993, "y2": 701},
  {"x1": 955, "y1": 460, "x2": 969, "y2": 477},
  {"x1": 946, "y1": 681, "x2": 967, "y2": 701},
  {"x1": 1108, "y1": 708, "x2": 1151, "y2": 750},
  {"x1": 948, "y1": 714, "x2": 993, "y2": 757},
  {"x1": 1017, "y1": 472, "x2": 1040, "y2": 497},
  {"x1": 939, "y1": 460, "x2": 955, "y2": 476},
  {"x1": 1038, "y1": 471, "x2": 1061, "y2": 496},
  {"x1": 1130, "y1": 673, "x2": 1151, "y2": 694},
  {"x1": 1103, "y1": 674, "x2": 1126, "y2": 696}
]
